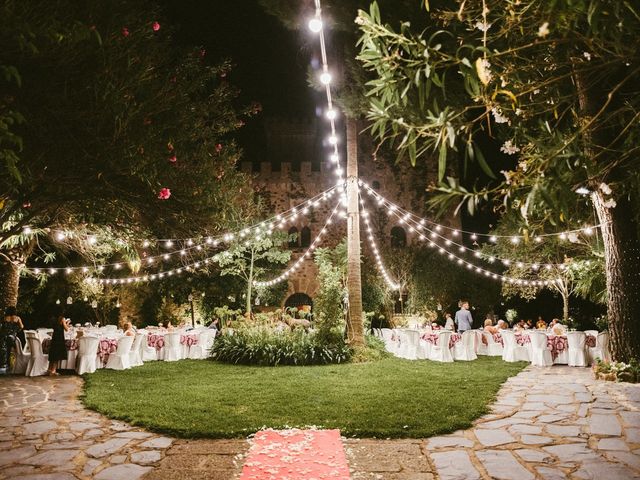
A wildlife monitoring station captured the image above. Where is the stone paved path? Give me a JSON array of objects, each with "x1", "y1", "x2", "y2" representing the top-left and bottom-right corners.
[{"x1": 1, "y1": 366, "x2": 639, "y2": 479}]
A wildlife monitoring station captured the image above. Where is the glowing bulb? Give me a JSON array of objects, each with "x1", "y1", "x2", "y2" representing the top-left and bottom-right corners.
[
  {"x1": 165, "y1": 240, "x2": 174, "y2": 248},
  {"x1": 56, "y1": 232, "x2": 66, "y2": 241},
  {"x1": 489, "y1": 235, "x2": 497, "y2": 242},
  {"x1": 319, "y1": 71, "x2": 332, "y2": 85},
  {"x1": 142, "y1": 240, "x2": 150, "y2": 248},
  {"x1": 510, "y1": 236, "x2": 520, "y2": 244},
  {"x1": 308, "y1": 17, "x2": 322, "y2": 33},
  {"x1": 88, "y1": 236, "x2": 97, "y2": 245},
  {"x1": 326, "y1": 109, "x2": 337, "y2": 120},
  {"x1": 328, "y1": 135, "x2": 338, "y2": 145},
  {"x1": 23, "y1": 227, "x2": 32, "y2": 234}
]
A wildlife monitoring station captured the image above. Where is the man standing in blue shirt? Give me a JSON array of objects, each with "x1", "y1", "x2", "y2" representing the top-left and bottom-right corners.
[{"x1": 455, "y1": 301, "x2": 474, "y2": 333}]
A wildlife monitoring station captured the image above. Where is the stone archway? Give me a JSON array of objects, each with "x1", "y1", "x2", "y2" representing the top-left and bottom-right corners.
[{"x1": 284, "y1": 292, "x2": 313, "y2": 314}]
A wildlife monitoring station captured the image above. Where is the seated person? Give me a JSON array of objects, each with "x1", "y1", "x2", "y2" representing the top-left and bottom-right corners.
[
  {"x1": 515, "y1": 319, "x2": 527, "y2": 332},
  {"x1": 536, "y1": 317, "x2": 547, "y2": 330},
  {"x1": 123, "y1": 322, "x2": 135, "y2": 337},
  {"x1": 497, "y1": 319, "x2": 509, "y2": 330},
  {"x1": 444, "y1": 313, "x2": 455, "y2": 331},
  {"x1": 526, "y1": 319, "x2": 533, "y2": 329},
  {"x1": 483, "y1": 319, "x2": 499, "y2": 334},
  {"x1": 548, "y1": 318, "x2": 565, "y2": 336}
]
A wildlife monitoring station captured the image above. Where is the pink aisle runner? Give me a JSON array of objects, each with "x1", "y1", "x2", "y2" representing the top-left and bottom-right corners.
[{"x1": 240, "y1": 428, "x2": 350, "y2": 480}]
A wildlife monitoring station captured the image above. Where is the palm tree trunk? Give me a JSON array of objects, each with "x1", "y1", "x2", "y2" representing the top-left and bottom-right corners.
[
  {"x1": 0, "y1": 260, "x2": 20, "y2": 312},
  {"x1": 346, "y1": 117, "x2": 364, "y2": 347}
]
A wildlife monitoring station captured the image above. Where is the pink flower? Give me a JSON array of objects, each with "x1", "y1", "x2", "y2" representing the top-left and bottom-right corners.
[
  {"x1": 168, "y1": 155, "x2": 177, "y2": 163},
  {"x1": 122, "y1": 27, "x2": 129, "y2": 37},
  {"x1": 158, "y1": 188, "x2": 171, "y2": 200},
  {"x1": 152, "y1": 21, "x2": 161, "y2": 32},
  {"x1": 215, "y1": 143, "x2": 223, "y2": 153},
  {"x1": 167, "y1": 142, "x2": 174, "y2": 151}
]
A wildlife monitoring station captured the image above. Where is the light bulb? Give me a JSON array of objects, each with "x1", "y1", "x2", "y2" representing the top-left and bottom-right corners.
[
  {"x1": 326, "y1": 109, "x2": 337, "y2": 120},
  {"x1": 308, "y1": 17, "x2": 322, "y2": 33},
  {"x1": 23, "y1": 227, "x2": 32, "y2": 234},
  {"x1": 328, "y1": 135, "x2": 338, "y2": 145},
  {"x1": 320, "y1": 71, "x2": 332, "y2": 85}
]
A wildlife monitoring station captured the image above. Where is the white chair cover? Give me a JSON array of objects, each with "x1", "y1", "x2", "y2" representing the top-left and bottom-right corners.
[
  {"x1": 103, "y1": 325, "x2": 117, "y2": 333},
  {"x1": 25, "y1": 332, "x2": 49, "y2": 376},
  {"x1": 584, "y1": 330, "x2": 598, "y2": 338},
  {"x1": 162, "y1": 332, "x2": 182, "y2": 362},
  {"x1": 429, "y1": 331, "x2": 454, "y2": 363},
  {"x1": 529, "y1": 331, "x2": 552, "y2": 367},
  {"x1": 397, "y1": 329, "x2": 421, "y2": 359},
  {"x1": 379, "y1": 328, "x2": 397, "y2": 355},
  {"x1": 588, "y1": 331, "x2": 611, "y2": 363},
  {"x1": 187, "y1": 331, "x2": 213, "y2": 359},
  {"x1": 501, "y1": 331, "x2": 529, "y2": 362},
  {"x1": 12, "y1": 337, "x2": 30, "y2": 375},
  {"x1": 129, "y1": 333, "x2": 145, "y2": 367},
  {"x1": 105, "y1": 335, "x2": 134, "y2": 370},
  {"x1": 482, "y1": 331, "x2": 504, "y2": 356},
  {"x1": 453, "y1": 330, "x2": 477, "y2": 361},
  {"x1": 567, "y1": 331, "x2": 587, "y2": 367},
  {"x1": 475, "y1": 330, "x2": 488, "y2": 355},
  {"x1": 142, "y1": 333, "x2": 158, "y2": 361},
  {"x1": 76, "y1": 336, "x2": 100, "y2": 375}
]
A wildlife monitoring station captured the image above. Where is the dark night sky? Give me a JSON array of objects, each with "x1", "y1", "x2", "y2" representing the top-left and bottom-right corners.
[{"x1": 165, "y1": 0, "x2": 313, "y2": 114}]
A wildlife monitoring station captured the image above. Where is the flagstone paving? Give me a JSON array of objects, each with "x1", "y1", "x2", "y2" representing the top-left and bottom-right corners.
[{"x1": 1, "y1": 366, "x2": 639, "y2": 479}]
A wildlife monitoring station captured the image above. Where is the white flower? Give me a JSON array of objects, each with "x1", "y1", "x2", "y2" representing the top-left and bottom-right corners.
[
  {"x1": 583, "y1": 51, "x2": 592, "y2": 61},
  {"x1": 515, "y1": 108, "x2": 523, "y2": 116},
  {"x1": 568, "y1": 233, "x2": 579, "y2": 243},
  {"x1": 533, "y1": 89, "x2": 540, "y2": 95},
  {"x1": 476, "y1": 58, "x2": 493, "y2": 85},
  {"x1": 538, "y1": 22, "x2": 550, "y2": 38},
  {"x1": 475, "y1": 21, "x2": 492, "y2": 32},
  {"x1": 599, "y1": 182, "x2": 612, "y2": 195},
  {"x1": 354, "y1": 15, "x2": 365, "y2": 25},
  {"x1": 517, "y1": 160, "x2": 528, "y2": 172},
  {"x1": 500, "y1": 140, "x2": 520, "y2": 155},
  {"x1": 491, "y1": 107, "x2": 509, "y2": 124},
  {"x1": 604, "y1": 199, "x2": 617, "y2": 209}
]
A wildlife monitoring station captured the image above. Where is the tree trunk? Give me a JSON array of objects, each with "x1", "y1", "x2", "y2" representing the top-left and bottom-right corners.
[
  {"x1": 246, "y1": 249, "x2": 255, "y2": 315},
  {"x1": 0, "y1": 260, "x2": 20, "y2": 312},
  {"x1": 562, "y1": 292, "x2": 569, "y2": 323},
  {"x1": 346, "y1": 117, "x2": 364, "y2": 347},
  {"x1": 592, "y1": 191, "x2": 640, "y2": 361},
  {"x1": 0, "y1": 244, "x2": 32, "y2": 313}
]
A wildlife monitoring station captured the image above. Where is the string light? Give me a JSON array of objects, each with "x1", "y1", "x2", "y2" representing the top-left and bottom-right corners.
[
  {"x1": 359, "y1": 182, "x2": 601, "y2": 241},
  {"x1": 26, "y1": 185, "x2": 343, "y2": 275},
  {"x1": 360, "y1": 193, "x2": 400, "y2": 290},
  {"x1": 252, "y1": 199, "x2": 342, "y2": 287}
]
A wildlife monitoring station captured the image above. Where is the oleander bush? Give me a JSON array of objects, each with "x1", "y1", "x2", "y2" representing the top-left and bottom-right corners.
[{"x1": 210, "y1": 327, "x2": 351, "y2": 366}]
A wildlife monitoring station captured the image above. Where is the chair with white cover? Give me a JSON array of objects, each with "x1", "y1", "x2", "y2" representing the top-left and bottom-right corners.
[
  {"x1": 482, "y1": 332, "x2": 503, "y2": 356},
  {"x1": 379, "y1": 328, "x2": 397, "y2": 355},
  {"x1": 566, "y1": 331, "x2": 587, "y2": 367},
  {"x1": 25, "y1": 332, "x2": 49, "y2": 376},
  {"x1": 102, "y1": 325, "x2": 117, "y2": 333},
  {"x1": 585, "y1": 330, "x2": 598, "y2": 338},
  {"x1": 529, "y1": 331, "x2": 552, "y2": 367},
  {"x1": 453, "y1": 331, "x2": 478, "y2": 361},
  {"x1": 142, "y1": 334, "x2": 158, "y2": 361},
  {"x1": 588, "y1": 331, "x2": 612, "y2": 364},
  {"x1": 429, "y1": 331, "x2": 454, "y2": 363},
  {"x1": 397, "y1": 330, "x2": 421, "y2": 359},
  {"x1": 105, "y1": 335, "x2": 134, "y2": 370},
  {"x1": 475, "y1": 330, "x2": 488, "y2": 356},
  {"x1": 76, "y1": 336, "x2": 100, "y2": 375},
  {"x1": 501, "y1": 331, "x2": 529, "y2": 362},
  {"x1": 11, "y1": 337, "x2": 30, "y2": 375},
  {"x1": 187, "y1": 331, "x2": 213, "y2": 359},
  {"x1": 162, "y1": 332, "x2": 182, "y2": 361},
  {"x1": 129, "y1": 333, "x2": 146, "y2": 367}
]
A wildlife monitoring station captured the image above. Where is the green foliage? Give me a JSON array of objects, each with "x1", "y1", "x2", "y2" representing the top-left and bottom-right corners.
[
  {"x1": 215, "y1": 231, "x2": 292, "y2": 313},
  {"x1": 211, "y1": 327, "x2": 352, "y2": 366},
  {"x1": 313, "y1": 241, "x2": 348, "y2": 343},
  {"x1": 350, "y1": 333, "x2": 391, "y2": 363},
  {"x1": 0, "y1": 0, "x2": 259, "y2": 299}
]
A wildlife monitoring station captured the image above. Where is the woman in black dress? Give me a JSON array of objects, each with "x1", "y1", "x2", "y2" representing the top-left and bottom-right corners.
[
  {"x1": 0, "y1": 306, "x2": 24, "y2": 372},
  {"x1": 47, "y1": 311, "x2": 70, "y2": 376}
]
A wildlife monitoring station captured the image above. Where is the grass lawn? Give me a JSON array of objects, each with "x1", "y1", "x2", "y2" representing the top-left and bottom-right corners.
[{"x1": 82, "y1": 357, "x2": 526, "y2": 439}]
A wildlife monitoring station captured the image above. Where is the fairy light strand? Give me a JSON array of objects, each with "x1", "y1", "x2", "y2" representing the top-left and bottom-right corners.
[
  {"x1": 252, "y1": 198, "x2": 342, "y2": 287},
  {"x1": 27, "y1": 184, "x2": 342, "y2": 275}
]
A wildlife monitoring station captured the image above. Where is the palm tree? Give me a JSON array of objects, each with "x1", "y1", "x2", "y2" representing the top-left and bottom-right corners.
[{"x1": 346, "y1": 118, "x2": 364, "y2": 346}]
